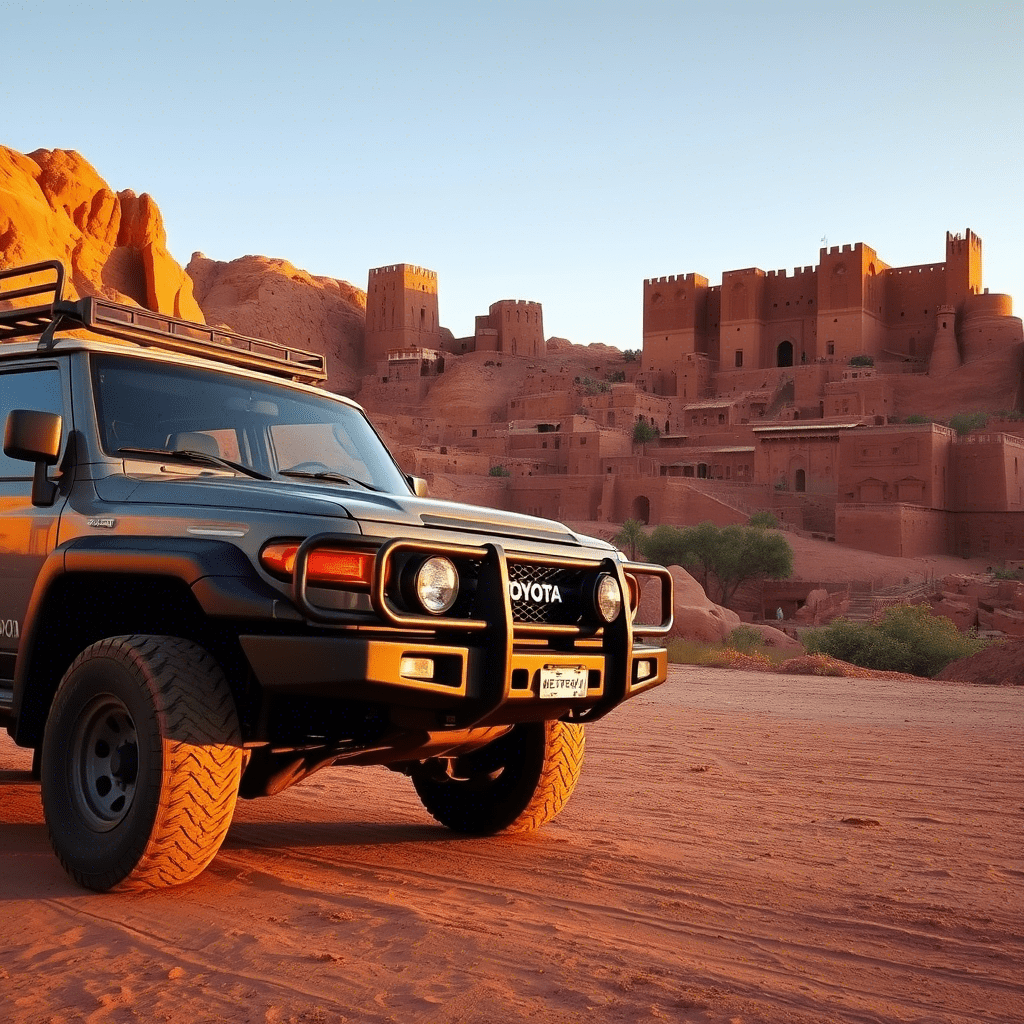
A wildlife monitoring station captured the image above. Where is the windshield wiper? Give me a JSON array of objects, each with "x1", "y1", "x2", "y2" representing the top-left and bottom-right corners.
[
  {"x1": 278, "y1": 468, "x2": 379, "y2": 491},
  {"x1": 117, "y1": 447, "x2": 271, "y2": 480}
]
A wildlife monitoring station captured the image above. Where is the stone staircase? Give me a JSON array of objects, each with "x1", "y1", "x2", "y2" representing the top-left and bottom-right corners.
[
  {"x1": 845, "y1": 578, "x2": 939, "y2": 623},
  {"x1": 845, "y1": 584, "x2": 876, "y2": 622}
]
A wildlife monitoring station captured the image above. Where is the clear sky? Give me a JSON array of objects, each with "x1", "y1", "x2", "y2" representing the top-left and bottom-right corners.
[{"x1": 3, "y1": 1, "x2": 1022, "y2": 349}]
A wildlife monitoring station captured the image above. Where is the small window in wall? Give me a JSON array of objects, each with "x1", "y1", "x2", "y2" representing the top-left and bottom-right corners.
[
  {"x1": 735, "y1": 349, "x2": 743, "y2": 367},
  {"x1": 827, "y1": 341, "x2": 835, "y2": 355}
]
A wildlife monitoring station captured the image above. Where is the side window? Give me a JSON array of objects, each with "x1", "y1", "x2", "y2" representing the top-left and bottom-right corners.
[{"x1": 0, "y1": 368, "x2": 64, "y2": 478}]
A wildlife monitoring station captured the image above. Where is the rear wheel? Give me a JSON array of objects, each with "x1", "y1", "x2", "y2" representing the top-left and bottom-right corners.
[
  {"x1": 411, "y1": 720, "x2": 584, "y2": 834},
  {"x1": 40, "y1": 635, "x2": 244, "y2": 891}
]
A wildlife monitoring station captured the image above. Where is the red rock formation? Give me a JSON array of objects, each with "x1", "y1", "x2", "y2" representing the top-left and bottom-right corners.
[
  {"x1": 0, "y1": 146, "x2": 201, "y2": 319},
  {"x1": 187, "y1": 254, "x2": 365, "y2": 396}
]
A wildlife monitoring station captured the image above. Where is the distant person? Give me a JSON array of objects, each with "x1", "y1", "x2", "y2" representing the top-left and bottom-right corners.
[{"x1": 775, "y1": 606, "x2": 784, "y2": 621}]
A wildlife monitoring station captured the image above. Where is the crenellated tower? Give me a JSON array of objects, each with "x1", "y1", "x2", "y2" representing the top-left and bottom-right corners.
[{"x1": 364, "y1": 263, "x2": 442, "y2": 363}]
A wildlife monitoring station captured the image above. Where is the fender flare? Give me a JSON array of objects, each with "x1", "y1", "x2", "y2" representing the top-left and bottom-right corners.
[{"x1": 10, "y1": 535, "x2": 296, "y2": 744}]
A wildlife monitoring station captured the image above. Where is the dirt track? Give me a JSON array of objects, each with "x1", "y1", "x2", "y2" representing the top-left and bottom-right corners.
[{"x1": 2, "y1": 667, "x2": 1022, "y2": 1023}]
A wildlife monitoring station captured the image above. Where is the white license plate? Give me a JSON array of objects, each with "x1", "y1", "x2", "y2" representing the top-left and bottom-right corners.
[{"x1": 539, "y1": 664, "x2": 589, "y2": 699}]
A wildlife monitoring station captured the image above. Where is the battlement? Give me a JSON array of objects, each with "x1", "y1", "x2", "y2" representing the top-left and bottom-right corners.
[
  {"x1": 823, "y1": 243, "x2": 860, "y2": 256},
  {"x1": 643, "y1": 272, "x2": 706, "y2": 287},
  {"x1": 765, "y1": 265, "x2": 816, "y2": 280},
  {"x1": 946, "y1": 229, "x2": 982, "y2": 254},
  {"x1": 491, "y1": 298, "x2": 542, "y2": 309},
  {"x1": 368, "y1": 264, "x2": 438, "y2": 281}
]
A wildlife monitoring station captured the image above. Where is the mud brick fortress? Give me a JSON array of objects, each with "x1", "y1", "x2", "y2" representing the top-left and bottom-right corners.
[{"x1": 359, "y1": 230, "x2": 1024, "y2": 564}]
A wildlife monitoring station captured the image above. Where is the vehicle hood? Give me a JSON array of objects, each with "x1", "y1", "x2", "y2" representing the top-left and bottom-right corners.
[{"x1": 94, "y1": 472, "x2": 603, "y2": 549}]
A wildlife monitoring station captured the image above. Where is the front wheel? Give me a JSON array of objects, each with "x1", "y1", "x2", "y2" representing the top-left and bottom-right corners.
[
  {"x1": 411, "y1": 720, "x2": 584, "y2": 835},
  {"x1": 40, "y1": 635, "x2": 244, "y2": 891}
]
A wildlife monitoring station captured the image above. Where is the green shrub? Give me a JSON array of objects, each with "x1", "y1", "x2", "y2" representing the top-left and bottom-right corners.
[
  {"x1": 488, "y1": 465, "x2": 511, "y2": 477},
  {"x1": 632, "y1": 420, "x2": 660, "y2": 444},
  {"x1": 850, "y1": 354, "x2": 874, "y2": 366},
  {"x1": 748, "y1": 511, "x2": 779, "y2": 529},
  {"x1": 902, "y1": 414, "x2": 931, "y2": 424},
  {"x1": 947, "y1": 411, "x2": 988, "y2": 436},
  {"x1": 804, "y1": 604, "x2": 987, "y2": 677},
  {"x1": 726, "y1": 625, "x2": 763, "y2": 654},
  {"x1": 993, "y1": 567, "x2": 1023, "y2": 580}
]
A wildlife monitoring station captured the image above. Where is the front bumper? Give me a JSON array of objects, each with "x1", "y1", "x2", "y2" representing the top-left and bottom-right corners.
[
  {"x1": 245, "y1": 534, "x2": 674, "y2": 729},
  {"x1": 239, "y1": 632, "x2": 669, "y2": 729}
]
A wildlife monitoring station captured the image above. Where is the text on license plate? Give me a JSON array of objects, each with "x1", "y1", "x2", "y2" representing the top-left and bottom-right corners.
[{"x1": 539, "y1": 664, "x2": 589, "y2": 699}]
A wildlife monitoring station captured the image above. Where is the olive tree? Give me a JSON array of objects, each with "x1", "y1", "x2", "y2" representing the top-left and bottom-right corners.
[{"x1": 640, "y1": 521, "x2": 793, "y2": 608}]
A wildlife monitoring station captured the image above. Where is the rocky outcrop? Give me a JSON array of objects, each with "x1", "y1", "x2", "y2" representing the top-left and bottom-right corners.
[
  {"x1": 187, "y1": 254, "x2": 365, "y2": 396},
  {"x1": 637, "y1": 565, "x2": 742, "y2": 643},
  {"x1": 0, "y1": 146, "x2": 201, "y2": 319}
]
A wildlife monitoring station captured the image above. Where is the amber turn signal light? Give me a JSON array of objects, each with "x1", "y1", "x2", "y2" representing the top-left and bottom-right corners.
[{"x1": 260, "y1": 542, "x2": 374, "y2": 589}]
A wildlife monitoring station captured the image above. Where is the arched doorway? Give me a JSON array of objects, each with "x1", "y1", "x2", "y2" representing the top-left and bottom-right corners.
[
  {"x1": 631, "y1": 495, "x2": 651, "y2": 525},
  {"x1": 777, "y1": 340, "x2": 794, "y2": 367},
  {"x1": 795, "y1": 468, "x2": 806, "y2": 492}
]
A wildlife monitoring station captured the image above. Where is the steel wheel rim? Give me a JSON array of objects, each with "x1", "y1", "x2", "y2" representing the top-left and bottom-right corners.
[{"x1": 70, "y1": 694, "x2": 140, "y2": 832}]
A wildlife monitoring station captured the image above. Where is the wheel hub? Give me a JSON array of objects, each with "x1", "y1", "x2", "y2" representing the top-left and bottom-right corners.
[{"x1": 72, "y1": 696, "x2": 140, "y2": 831}]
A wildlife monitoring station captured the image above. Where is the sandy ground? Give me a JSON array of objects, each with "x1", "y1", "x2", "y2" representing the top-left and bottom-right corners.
[{"x1": 2, "y1": 667, "x2": 1021, "y2": 1024}]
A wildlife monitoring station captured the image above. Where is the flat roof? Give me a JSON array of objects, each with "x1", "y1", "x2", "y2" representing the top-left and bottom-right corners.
[
  {"x1": 752, "y1": 422, "x2": 863, "y2": 433},
  {"x1": 667, "y1": 446, "x2": 755, "y2": 457}
]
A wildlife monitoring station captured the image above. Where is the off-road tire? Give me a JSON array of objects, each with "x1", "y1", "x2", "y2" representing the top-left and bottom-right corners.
[
  {"x1": 40, "y1": 635, "x2": 244, "y2": 892},
  {"x1": 411, "y1": 720, "x2": 584, "y2": 835}
]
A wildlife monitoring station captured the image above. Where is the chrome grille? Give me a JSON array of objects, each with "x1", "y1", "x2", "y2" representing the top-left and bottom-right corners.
[{"x1": 507, "y1": 562, "x2": 586, "y2": 625}]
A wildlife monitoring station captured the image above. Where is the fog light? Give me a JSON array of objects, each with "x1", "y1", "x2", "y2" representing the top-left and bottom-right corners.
[
  {"x1": 401, "y1": 657, "x2": 434, "y2": 680},
  {"x1": 636, "y1": 659, "x2": 654, "y2": 681},
  {"x1": 594, "y1": 573, "x2": 622, "y2": 623},
  {"x1": 415, "y1": 556, "x2": 459, "y2": 614}
]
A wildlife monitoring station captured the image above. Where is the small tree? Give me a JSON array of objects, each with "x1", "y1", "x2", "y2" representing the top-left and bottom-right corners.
[
  {"x1": 632, "y1": 420, "x2": 660, "y2": 445},
  {"x1": 641, "y1": 521, "x2": 793, "y2": 607},
  {"x1": 850, "y1": 354, "x2": 874, "y2": 367},
  {"x1": 488, "y1": 465, "x2": 511, "y2": 477},
  {"x1": 622, "y1": 349, "x2": 640, "y2": 362},
  {"x1": 612, "y1": 519, "x2": 646, "y2": 561}
]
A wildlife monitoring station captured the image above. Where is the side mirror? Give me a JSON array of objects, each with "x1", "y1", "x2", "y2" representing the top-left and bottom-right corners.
[
  {"x1": 4, "y1": 409, "x2": 62, "y2": 506},
  {"x1": 407, "y1": 475, "x2": 428, "y2": 497}
]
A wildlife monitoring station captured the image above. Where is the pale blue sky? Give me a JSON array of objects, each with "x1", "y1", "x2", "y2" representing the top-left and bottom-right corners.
[{"x1": 3, "y1": 0, "x2": 1022, "y2": 348}]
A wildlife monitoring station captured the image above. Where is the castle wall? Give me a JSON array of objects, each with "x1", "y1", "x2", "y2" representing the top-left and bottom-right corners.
[
  {"x1": 953, "y1": 512, "x2": 1024, "y2": 560},
  {"x1": 952, "y1": 433, "x2": 1024, "y2": 511},
  {"x1": 835, "y1": 503, "x2": 951, "y2": 557}
]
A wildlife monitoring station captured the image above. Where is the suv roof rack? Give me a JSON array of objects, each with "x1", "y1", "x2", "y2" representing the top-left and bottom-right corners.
[{"x1": 0, "y1": 260, "x2": 328, "y2": 384}]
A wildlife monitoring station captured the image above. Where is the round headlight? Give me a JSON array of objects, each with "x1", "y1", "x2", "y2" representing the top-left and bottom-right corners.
[
  {"x1": 415, "y1": 556, "x2": 459, "y2": 614},
  {"x1": 594, "y1": 573, "x2": 622, "y2": 623}
]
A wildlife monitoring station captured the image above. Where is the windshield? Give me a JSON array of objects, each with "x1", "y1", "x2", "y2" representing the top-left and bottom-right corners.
[{"x1": 91, "y1": 354, "x2": 410, "y2": 494}]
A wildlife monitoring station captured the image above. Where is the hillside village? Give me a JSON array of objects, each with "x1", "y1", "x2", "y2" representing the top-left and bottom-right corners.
[{"x1": 3, "y1": 145, "x2": 1023, "y2": 633}]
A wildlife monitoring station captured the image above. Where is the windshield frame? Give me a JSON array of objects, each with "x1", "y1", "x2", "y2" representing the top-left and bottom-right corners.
[{"x1": 89, "y1": 352, "x2": 413, "y2": 495}]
